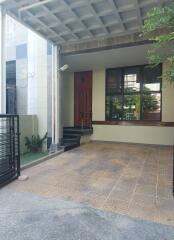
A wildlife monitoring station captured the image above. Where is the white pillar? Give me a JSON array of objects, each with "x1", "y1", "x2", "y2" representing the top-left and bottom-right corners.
[
  {"x1": 27, "y1": 30, "x2": 37, "y2": 115},
  {"x1": 56, "y1": 46, "x2": 63, "y2": 144},
  {"x1": 51, "y1": 45, "x2": 63, "y2": 151},
  {"x1": 51, "y1": 45, "x2": 57, "y2": 145},
  {"x1": 0, "y1": 6, "x2": 6, "y2": 114}
]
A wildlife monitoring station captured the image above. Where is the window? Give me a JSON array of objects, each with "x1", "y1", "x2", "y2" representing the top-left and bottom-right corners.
[
  {"x1": 6, "y1": 61, "x2": 17, "y2": 114},
  {"x1": 16, "y1": 44, "x2": 27, "y2": 59},
  {"x1": 6, "y1": 60, "x2": 16, "y2": 85},
  {"x1": 47, "y1": 42, "x2": 52, "y2": 55},
  {"x1": 106, "y1": 65, "x2": 162, "y2": 121}
]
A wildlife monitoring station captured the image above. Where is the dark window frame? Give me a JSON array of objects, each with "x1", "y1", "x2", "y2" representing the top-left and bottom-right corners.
[{"x1": 105, "y1": 64, "x2": 162, "y2": 122}]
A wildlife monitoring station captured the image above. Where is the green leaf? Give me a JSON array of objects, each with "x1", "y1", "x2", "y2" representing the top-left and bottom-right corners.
[{"x1": 141, "y1": 1, "x2": 174, "y2": 82}]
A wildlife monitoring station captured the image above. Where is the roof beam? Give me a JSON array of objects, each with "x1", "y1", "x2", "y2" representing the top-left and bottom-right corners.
[
  {"x1": 107, "y1": 0, "x2": 126, "y2": 32},
  {"x1": 5, "y1": 0, "x2": 65, "y2": 43},
  {"x1": 87, "y1": 2, "x2": 109, "y2": 34},
  {"x1": 134, "y1": 0, "x2": 143, "y2": 26},
  {"x1": 19, "y1": 0, "x2": 53, "y2": 12},
  {"x1": 24, "y1": 10, "x2": 65, "y2": 43},
  {"x1": 2, "y1": 0, "x2": 35, "y2": 10},
  {"x1": 41, "y1": 4, "x2": 80, "y2": 40},
  {"x1": 23, "y1": 6, "x2": 67, "y2": 21},
  {"x1": 61, "y1": 0, "x2": 94, "y2": 38}
]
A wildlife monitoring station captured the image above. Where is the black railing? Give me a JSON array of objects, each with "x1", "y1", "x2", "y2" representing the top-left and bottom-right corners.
[{"x1": 0, "y1": 115, "x2": 20, "y2": 187}]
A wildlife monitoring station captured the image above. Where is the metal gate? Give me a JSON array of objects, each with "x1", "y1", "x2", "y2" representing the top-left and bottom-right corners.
[{"x1": 0, "y1": 115, "x2": 20, "y2": 187}]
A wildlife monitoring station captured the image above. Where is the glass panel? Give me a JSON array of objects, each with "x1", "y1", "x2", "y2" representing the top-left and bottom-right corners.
[
  {"x1": 142, "y1": 93, "x2": 161, "y2": 120},
  {"x1": 6, "y1": 60, "x2": 16, "y2": 85},
  {"x1": 123, "y1": 94, "x2": 140, "y2": 120},
  {"x1": 106, "y1": 69, "x2": 122, "y2": 94},
  {"x1": 106, "y1": 96, "x2": 110, "y2": 119},
  {"x1": 111, "y1": 96, "x2": 122, "y2": 120},
  {"x1": 106, "y1": 96, "x2": 122, "y2": 120},
  {"x1": 143, "y1": 83, "x2": 160, "y2": 92},
  {"x1": 124, "y1": 67, "x2": 140, "y2": 93},
  {"x1": 143, "y1": 65, "x2": 161, "y2": 91},
  {"x1": 106, "y1": 65, "x2": 161, "y2": 122},
  {"x1": 16, "y1": 44, "x2": 27, "y2": 59}
]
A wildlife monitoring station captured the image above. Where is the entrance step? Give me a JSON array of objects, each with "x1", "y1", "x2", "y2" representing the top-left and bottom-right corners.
[
  {"x1": 63, "y1": 127, "x2": 93, "y2": 151},
  {"x1": 64, "y1": 127, "x2": 93, "y2": 135},
  {"x1": 63, "y1": 142, "x2": 79, "y2": 151}
]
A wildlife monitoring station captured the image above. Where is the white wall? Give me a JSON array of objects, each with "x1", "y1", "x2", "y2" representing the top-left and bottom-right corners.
[
  {"x1": 19, "y1": 115, "x2": 38, "y2": 154},
  {"x1": 6, "y1": 15, "x2": 28, "y2": 61},
  {"x1": 36, "y1": 38, "x2": 48, "y2": 140},
  {"x1": 47, "y1": 53, "x2": 52, "y2": 138},
  {"x1": 92, "y1": 70, "x2": 105, "y2": 121},
  {"x1": 6, "y1": 16, "x2": 50, "y2": 149},
  {"x1": 91, "y1": 125, "x2": 174, "y2": 145},
  {"x1": 162, "y1": 63, "x2": 174, "y2": 122},
  {"x1": 62, "y1": 72, "x2": 74, "y2": 127},
  {"x1": 27, "y1": 31, "x2": 48, "y2": 141}
]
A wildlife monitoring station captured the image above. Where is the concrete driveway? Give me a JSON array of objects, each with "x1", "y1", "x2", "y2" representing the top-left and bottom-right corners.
[{"x1": 1, "y1": 142, "x2": 174, "y2": 239}]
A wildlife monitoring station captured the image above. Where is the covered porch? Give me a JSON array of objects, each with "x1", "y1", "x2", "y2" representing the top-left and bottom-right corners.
[
  {"x1": 1, "y1": 0, "x2": 173, "y2": 150},
  {"x1": 0, "y1": 0, "x2": 174, "y2": 239},
  {"x1": 62, "y1": 43, "x2": 174, "y2": 146}
]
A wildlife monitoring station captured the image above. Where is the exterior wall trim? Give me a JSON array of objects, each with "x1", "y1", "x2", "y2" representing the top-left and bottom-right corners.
[
  {"x1": 62, "y1": 40, "x2": 152, "y2": 56},
  {"x1": 92, "y1": 121, "x2": 174, "y2": 127}
]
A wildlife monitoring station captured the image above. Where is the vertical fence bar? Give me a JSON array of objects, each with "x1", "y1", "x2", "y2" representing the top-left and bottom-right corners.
[
  {"x1": 12, "y1": 116, "x2": 15, "y2": 169},
  {"x1": 16, "y1": 115, "x2": 20, "y2": 176},
  {"x1": 0, "y1": 114, "x2": 20, "y2": 187}
]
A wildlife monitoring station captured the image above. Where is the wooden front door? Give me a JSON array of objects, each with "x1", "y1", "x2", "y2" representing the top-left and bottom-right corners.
[{"x1": 74, "y1": 71, "x2": 92, "y2": 128}]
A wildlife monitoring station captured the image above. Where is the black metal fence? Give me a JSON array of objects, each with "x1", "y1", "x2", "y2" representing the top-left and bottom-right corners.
[{"x1": 0, "y1": 115, "x2": 20, "y2": 187}]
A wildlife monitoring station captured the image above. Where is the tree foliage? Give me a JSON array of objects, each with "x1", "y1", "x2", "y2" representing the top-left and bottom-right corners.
[
  {"x1": 142, "y1": 1, "x2": 174, "y2": 82},
  {"x1": 110, "y1": 87, "x2": 159, "y2": 120},
  {"x1": 124, "y1": 87, "x2": 159, "y2": 112}
]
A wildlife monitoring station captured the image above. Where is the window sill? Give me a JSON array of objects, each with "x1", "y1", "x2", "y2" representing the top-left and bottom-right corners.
[{"x1": 92, "y1": 121, "x2": 174, "y2": 127}]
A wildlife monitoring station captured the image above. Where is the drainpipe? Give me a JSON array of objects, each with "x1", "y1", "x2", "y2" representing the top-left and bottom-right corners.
[
  {"x1": 0, "y1": 6, "x2": 6, "y2": 114},
  {"x1": 50, "y1": 45, "x2": 63, "y2": 152}
]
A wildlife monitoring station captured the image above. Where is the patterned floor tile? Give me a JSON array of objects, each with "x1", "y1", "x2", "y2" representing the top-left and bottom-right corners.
[{"x1": 9, "y1": 142, "x2": 173, "y2": 226}]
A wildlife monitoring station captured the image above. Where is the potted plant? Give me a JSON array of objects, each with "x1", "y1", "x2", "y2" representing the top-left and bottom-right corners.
[{"x1": 25, "y1": 132, "x2": 48, "y2": 153}]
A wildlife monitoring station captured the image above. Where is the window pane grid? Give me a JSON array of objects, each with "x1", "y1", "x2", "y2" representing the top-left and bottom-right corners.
[{"x1": 106, "y1": 64, "x2": 162, "y2": 121}]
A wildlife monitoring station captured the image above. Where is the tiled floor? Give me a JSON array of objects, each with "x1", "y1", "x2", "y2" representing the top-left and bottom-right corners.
[{"x1": 10, "y1": 142, "x2": 174, "y2": 225}]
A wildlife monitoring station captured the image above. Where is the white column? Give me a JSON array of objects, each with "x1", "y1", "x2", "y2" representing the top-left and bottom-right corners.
[
  {"x1": 27, "y1": 30, "x2": 37, "y2": 115},
  {"x1": 51, "y1": 45, "x2": 57, "y2": 145},
  {"x1": 51, "y1": 45, "x2": 63, "y2": 151},
  {"x1": 56, "y1": 46, "x2": 63, "y2": 144},
  {"x1": 0, "y1": 6, "x2": 6, "y2": 114}
]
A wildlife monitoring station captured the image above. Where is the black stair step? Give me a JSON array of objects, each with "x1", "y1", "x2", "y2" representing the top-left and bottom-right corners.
[
  {"x1": 63, "y1": 138, "x2": 80, "y2": 144},
  {"x1": 64, "y1": 137, "x2": 79, "y2": 141},
  {"x1": 63, "y1": 127, "x2": 92, "y2": 152},
  {"x1": 64, "y1": 142, "x2": 79, "y2": 151},
  {"x1": 63, "y1": 129, "x2": 82, "y2": 135},
  {"x1": 63, "y1": 136, "x2": 80, "y2": 141},
  {"x1": 63, "y1": 127, "x2": 93, "y2": 135},
  {"x1": 63, "y1": 133, "x2": 81, "y2": 138},
  {"x1": 63, "y1": 139, "x2": 80, "y2": 144}
]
